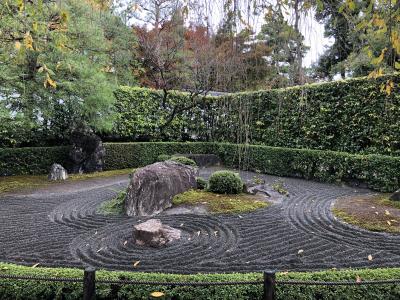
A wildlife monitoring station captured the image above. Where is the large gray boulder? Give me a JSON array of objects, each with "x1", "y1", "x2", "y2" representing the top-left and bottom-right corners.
[
  {"x1": 125, "y1": 161, "x2": 197, "y2": 216},
  {"x1": 133, "y1": 219, "x2": 181, "y2": 247},
  {"x1": 48, "y1": 163, "x2": 68, "y2": 181},
  {"x1": 390, "y1": 189, "x2": 400, "y2": 201}
]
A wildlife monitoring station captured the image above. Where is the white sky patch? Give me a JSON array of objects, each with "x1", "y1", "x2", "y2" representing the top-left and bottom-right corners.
[{"x1": 119, "y1": 0, "x2": 331, "y2": 67}]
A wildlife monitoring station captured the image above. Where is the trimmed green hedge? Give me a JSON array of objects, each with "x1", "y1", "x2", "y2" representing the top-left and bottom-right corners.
[
  {"x1": 0, "y1": 146, "x2": 70, "y2": 176},
  {"x1": 1, "y1": 142, "x2": 399, "y2": 192},
  {"x1": 0, "y1": 263, "x2": 400, "y2": 300},
  {"x1": 113, "y1": 74, "x2": 400, "y2": 156}
]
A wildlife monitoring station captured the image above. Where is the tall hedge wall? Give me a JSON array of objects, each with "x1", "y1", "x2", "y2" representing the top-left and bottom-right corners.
[
  {"x1": 1, "y1": 142, "x2": 399, "y2": 192},
  {"x1": 1, "y1": 263, "x2": 400, "y2": 300},
  {"x1": 113, "y1": 74, "x2": 400, "y2": 155}
]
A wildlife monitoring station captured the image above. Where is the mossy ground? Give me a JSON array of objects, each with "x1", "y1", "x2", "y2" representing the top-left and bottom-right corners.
[
  {"x1": 98, "y1": 190, "x2": 126, "y2": 215},
  {"x1": 0, "y1": 169, "x2": 133, "y2": 194},
  {"x1": 333, "y1": 194, "x2": 400, "y2": 233},
  {"x1": 172, "y1": 190, "x2": 269, "y2": 214}
]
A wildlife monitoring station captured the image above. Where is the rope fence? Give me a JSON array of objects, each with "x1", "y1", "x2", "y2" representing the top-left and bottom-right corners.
[{"x1": 1, "y1": 268, "x2": 400, "y2": 300}]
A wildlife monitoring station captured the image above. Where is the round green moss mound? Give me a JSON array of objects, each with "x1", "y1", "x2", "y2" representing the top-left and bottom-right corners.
[
  {"x1": 156, "y1": 154, "x2": 171, "y2": 162},
  {"x1": 196, "y1": 177, "x2": 208, "y2": 190},
  {"x1": 208, "y1": 171, "x2": 243, "y2": 194},
  {"x1": 170, "y1": 156, "x2": 197, "y2": 167}
]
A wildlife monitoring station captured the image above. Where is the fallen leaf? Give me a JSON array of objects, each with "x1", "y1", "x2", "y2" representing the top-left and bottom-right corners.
[
  {"x1": 368, "y1": 255, "x2": 373, "y2": 261},
  {"x1": 387, "y1": 221, "x2": 392, "y2": 226},
  {"x1": 371, "y1": 206, "x2": 376, "y2": 209},
  {"x1": 298, "y1": 249, "x2": 304, "y2": 255},
  {"x1": 385, "y1": 210, "x2": 390, "y2": 215},
  {"x1": 150, "y1": 291, "x2": 165, "y2": 298},
  {"x1": 123, "y1": 241, "x2": 128, "y2": 246},
  {"x1": 180, "y1": 223, "x2": 184, "y2": 227},
  {"x1": 214, "y1": 231, "x2": 218, "y2": 236},
  {"x1": 32, "y1": 263, "x2": 40, "y2": 268},
  {"x1": 281, "y1": 271, "x2": 289, "y2": 275},
  {"x1": 96, "y1": 248, "x2": 103, "y2": 253},
  {"x1": 238, "y1": 215, "x2": 243, "y2": 219},
  {"x1": 356, "y1": 275, "x2": 362, "y2": 283},
  {"x1": 133, "y1": 261, "x2": 140, "y2": 267},
  {"x1": 390, "y1": 219, "x2": 398, "y2": 223},
  {"x1": 375, "y1": 212, "x2": 379, "y2": 215},
  {"x1": 197, "y1": 231, "x2": 201, "y2": 236}
]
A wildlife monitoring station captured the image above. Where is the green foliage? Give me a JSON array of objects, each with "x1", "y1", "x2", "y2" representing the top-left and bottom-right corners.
[
  {"x1": 0, "y1": 262, "x2": 400, "y2": 300},
  {"x1": 196, "y1": 177, "x2": 208, "y2": 190},
  {"x1": 170, "y1": 156, "x2": 197, "y2": 167},
  {"x1": 271, "y1": 180, "x2": 289, "y2": 196},
  {"x1": 208, "y1": 171, "x2": 244, "y2": 194},
  {"x1": 1, "y1": 142, "x2": 399, "y2": 192},
  {"x1": 113, "y1": 74, "x2": 400, "y2": 156},
  {"x1": 172, "y1": 190, "x2": 267, "y2": 214},
  {"x1": 98, "y1": 189, "x2": 126, "y2": 215},
  {"x1": 0, "y1": 0, "x2": 139, "y2": 147},
  {"x1": 156, "y1": 154, "x2": 172, "y2": 162},
  {"x1": 0, "y1": 146, "x2": 70, "y2": 176}
]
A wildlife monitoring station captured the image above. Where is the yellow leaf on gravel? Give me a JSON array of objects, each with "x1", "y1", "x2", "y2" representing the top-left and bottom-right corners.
[
  {"x1": 385, "y1": 210, "x2": 390, "y2": 215},
  {"x1": 368, "y1": 255, "x2": 373, "y2": 261},
  {"x1": 150, "y1": 291, "x2": 165, "y2": 298},
  {"x1": 133, "y1": 260, "x2": 140, "y2": 267},
  {"x1": 387, "y1": 221, "x2": 392, "y2": 226},
  {"x1": 15, "y1": 41, "x2": 21, "y2": 50}
]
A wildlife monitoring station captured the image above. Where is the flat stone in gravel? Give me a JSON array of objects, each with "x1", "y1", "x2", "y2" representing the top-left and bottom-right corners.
[{"x1": 133, "y1": 219, "x2": 181, "y2": 247}]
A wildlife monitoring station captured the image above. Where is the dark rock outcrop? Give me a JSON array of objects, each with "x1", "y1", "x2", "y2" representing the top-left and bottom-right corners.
[
  {"x1": 133, "y1": 219, "x2": 181, "y2": 247},
  {"x1": 125, "y1": 161, "x2": 197, "y2": 216},
  {"x1": 69, "y1": 124, "x2": 105, "y2": 173}
]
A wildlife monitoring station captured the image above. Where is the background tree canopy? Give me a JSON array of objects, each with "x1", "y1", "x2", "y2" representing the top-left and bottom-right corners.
[
  {"x1": 0, "y1": 0, "x2": 398, "y2": 147},
  {"x1": 0, "y1": 0, "x2": 138, "y2": 147}
]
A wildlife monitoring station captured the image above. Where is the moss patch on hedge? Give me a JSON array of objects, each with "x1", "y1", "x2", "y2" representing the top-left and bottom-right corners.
[
  {"x1": 172, "y1": 190, "x2": 268, "y2": 214},
  {"x1": 0, "y1": 169, "x2": 133, "y2": 195},
  {"x1": 333, "y1": 195, "x2": 400, "y2": 233}
]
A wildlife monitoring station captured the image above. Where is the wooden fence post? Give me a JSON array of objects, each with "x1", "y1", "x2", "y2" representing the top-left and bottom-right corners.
[
  {"x1": 263, "y1": 270, "x2": 276, "y2": 300},
  {"x1": 83, "y1": 267, "x2": 96, "y2": 300}
]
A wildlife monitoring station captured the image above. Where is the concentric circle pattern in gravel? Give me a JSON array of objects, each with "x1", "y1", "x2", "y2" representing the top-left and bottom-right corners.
[{"x1": 1, "y1": 167, "x2": 400, "y2": 273}]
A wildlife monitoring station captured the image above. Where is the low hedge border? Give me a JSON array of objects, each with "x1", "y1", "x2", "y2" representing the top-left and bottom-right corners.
[
  {"x1": 0, "y1": 263, "x2": 399, "y2": 300},
  {"x1": 0, "y1": 142, "x2": 399, "y2": 192}
]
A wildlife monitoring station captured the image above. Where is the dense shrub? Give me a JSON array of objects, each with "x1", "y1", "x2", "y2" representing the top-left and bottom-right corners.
[
  {"x1": 208, "y1": 171, "x2": 244, "y2": 194},
  {"x1": 113, "y1": 74, "x2": 400, "y2": 156},
  {"x1": 1, "y1": 263, "x2": 400, "y2": 300},
  {"x1": 196, "y1": 177, "x2": 208, "y2": 190},
  {"x1": 0, "y1": 142, "x2": 399, "y2": 192},
  {"x1": 170, "y1": 156, "x2": 197, "y2": 167}
]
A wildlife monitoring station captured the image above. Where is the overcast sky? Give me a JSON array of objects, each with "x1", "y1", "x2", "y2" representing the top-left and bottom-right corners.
[{"x1": 123, "y1": 0, "x2": 332, "y2": 67}]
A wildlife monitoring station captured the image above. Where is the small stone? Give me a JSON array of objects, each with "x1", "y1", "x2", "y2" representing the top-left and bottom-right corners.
[
  {"x1": 389, "y1": 190, "x2": 400, "y2": 201},
  {"x1": 133, "y1": 219, "x2": 181, "y2": 248},
  {"x1": 48, "y1": 163, "x2": 68, "y2": 181}
]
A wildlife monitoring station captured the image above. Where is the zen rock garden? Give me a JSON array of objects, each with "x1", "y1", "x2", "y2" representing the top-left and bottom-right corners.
[{"x1": 2, "y1": 149, "x2": 400, "y2": 274}]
